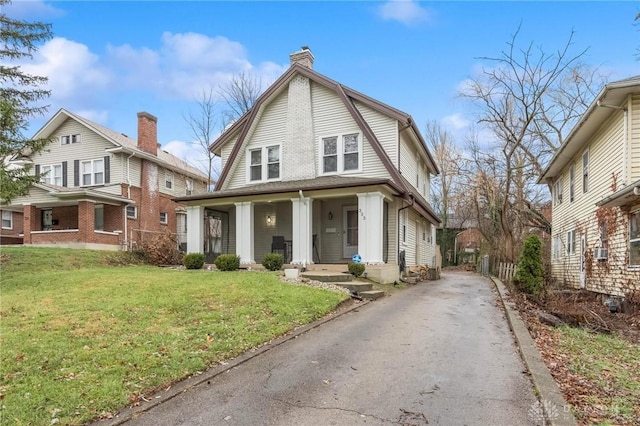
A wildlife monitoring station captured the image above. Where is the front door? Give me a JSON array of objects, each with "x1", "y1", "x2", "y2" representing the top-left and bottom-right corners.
[
  {"x1": 343, "y1": 206, "x2": 358, "y2": 259},
  {"x1": 579, "y1": 233, "x2": 586, "y2": 289},
  {"x1": 41, "y1": 209, "x2": 53, "y2": 231}
]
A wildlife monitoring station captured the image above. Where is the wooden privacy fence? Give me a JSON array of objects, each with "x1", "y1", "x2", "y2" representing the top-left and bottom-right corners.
[{"x1": 497, "y1": 262, "x2": 517, "y2": 282}]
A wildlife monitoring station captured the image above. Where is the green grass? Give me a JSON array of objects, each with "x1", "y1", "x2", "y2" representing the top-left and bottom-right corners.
[
  {"x1": 0, "y1": 247, "x2": 348, "y2": 425},
  {"x1": 555, "y1": 326, "x2": 640, "y2": 424}
]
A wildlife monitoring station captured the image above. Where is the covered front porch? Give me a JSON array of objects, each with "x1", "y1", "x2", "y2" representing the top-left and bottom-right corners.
[{"x1": 185, "y1": 187, "x2": 394, "y2": 268}]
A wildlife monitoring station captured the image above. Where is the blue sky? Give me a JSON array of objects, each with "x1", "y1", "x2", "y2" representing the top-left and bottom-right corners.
[{"x1": 7, "y1": 0, "x2": 640, "y2": 174}]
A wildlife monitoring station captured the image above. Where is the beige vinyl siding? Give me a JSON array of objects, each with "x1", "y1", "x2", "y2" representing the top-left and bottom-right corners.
[
  {"x1": 10, "y1": 186, "x2": 54, "y2": 205},
  {"x1": 220, "y1": 134, "x2": 239, "y2": 172},
  {"x1": 629, "y1": 94, "x2": 640, "y2": 182},
  {"x1": 225, "y1": 94, "x2": 288, "y2": 190},
  {"x1": 126, "y1": 156, "x2": 142, "y2": 187},
  {"x1": 353, "y1": 101, "x2": 395, "y2": 180},
  {"x1": 404, "y1": 208, "x2": 419, "y2": 266},
  {"x1": 252, "y1": 202, "x2": 293, "y2": 262},
  {"x1": 387, "y1": 200, "x2": 397, "y2": 264},
  {"x1": 31, "y1": 119, "x2": 117, "y2": 188},
  {"x1": 550, "y1": 109, "x2": 625, "y2": 289},
  {"x1": 399, "y1": 134, "x2": 419, "y2": 192}
]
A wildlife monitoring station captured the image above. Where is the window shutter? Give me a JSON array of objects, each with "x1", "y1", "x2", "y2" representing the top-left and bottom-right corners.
[
  {"x1": 62, "y1": 161, "x2": 68, "y2": 187},
  {"x1": 35, "y1": 164, "x2": 40, "y2": 177},
  {"x1": 104, "y1": 156, "x2": 110, "y2": 184},
  {"x1": 74, "y1": 160, "x2": 80, "y2": 186}
]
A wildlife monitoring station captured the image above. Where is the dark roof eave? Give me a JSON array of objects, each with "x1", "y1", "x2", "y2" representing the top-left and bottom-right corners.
[{"x1": 175, "y1": 178, "x2": 403, "y2": 203}]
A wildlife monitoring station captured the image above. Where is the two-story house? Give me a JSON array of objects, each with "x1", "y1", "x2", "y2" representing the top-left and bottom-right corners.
[
  {"x1": 0, "y1": 109, "x2": 209, "y2": 250},
  {"x1": 177, "y1": 48, "x2": 441, "y2": 283},
  {"x1": 539, "y1": 76, "x2": 640, "y2": 297}
]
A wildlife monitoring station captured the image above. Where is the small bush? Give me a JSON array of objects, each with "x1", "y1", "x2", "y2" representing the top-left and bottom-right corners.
[
  {"x1": 214, "y1": 254, "x2": 240, "y2": 271},
  {"x1": 262, "y1": 252, "x2": 284, "y2": 271},
  {"x1": 513, "y1": 235, "x2": 544, "y2": 295},
  {"x1": 183, "y1": 253, "x2": 205, "y2": 270},
  {"x1": 348, "y1": 262, "x2": 365, "y2": 278},
  {"x1": 135, "y1": 230, "x2": 182, "y2": 266}
]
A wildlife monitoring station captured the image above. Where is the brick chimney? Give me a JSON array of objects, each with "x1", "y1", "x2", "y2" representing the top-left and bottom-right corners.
[
  {"x1": 289, "y1": 46, "x2": 314, "y2": 69},
  {"x1": 137, "y1": 111, "x2": 158, "y2": 155}
]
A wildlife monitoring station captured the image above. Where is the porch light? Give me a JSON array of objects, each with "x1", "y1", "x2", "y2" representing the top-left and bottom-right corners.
[
  {"x1": 267, "y1": 215, "x2": 272, "y2": 224},
  {"x1": 328, "y1": 211, "x2": 333, "y2": 220},
  {"x1": 266, "y1": 214, "x2": 276, "y2": 227}
]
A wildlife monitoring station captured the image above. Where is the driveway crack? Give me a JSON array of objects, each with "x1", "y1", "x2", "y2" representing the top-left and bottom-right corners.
[{"x1": 271, "y1": 397, "x2": 400, "y2": 424}]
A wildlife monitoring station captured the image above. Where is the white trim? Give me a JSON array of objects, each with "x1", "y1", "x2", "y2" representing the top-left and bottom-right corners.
[
  {"x1": 246, "y1": 144, "x2": 281, "y2": 183},
  {"x1": 165, "y1": 171, "x2": 174, "y2": 190},
  {"x1": 2, "y1": 210, "x2": 13, "y2": 230},
  {"x1": 582, "y1": 149, "x2": 590, "y2": 194},
  {"x1": 40, "y1": 163, "x2": 63, "y2": 186},
  {"x1": 126, "y1": 205, "x2": 137, "y2": 219},
  {"x1": 318, "y1": 131, "x2": 363, "y2": 176},
  {"x1": 80, "y1": 158, "x2": 105, "y2": 187},
  {"x1": 159, "y1": 212, "x2": 168, "y2": 224}
]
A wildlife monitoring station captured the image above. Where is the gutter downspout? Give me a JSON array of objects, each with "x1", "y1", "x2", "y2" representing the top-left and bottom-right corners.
[{"x1": 123, "y1": 152, "x2": 135, "y2": 251}]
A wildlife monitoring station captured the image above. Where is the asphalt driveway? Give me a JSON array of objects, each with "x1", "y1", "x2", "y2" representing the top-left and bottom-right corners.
[{"x1": 121, "y1": 271, "x2": 538, "y2": 425}]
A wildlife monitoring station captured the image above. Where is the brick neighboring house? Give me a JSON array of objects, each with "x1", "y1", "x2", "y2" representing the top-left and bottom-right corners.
[
  {"x1": 177, "y1": 48, "x2": 441, "y2": 283},
  {"x1": 0, "y1": 109, "x2": 209, "y2": 250}
]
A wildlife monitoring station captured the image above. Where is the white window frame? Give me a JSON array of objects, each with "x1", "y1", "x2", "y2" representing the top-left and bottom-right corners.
[
  {"x1": 566, "y1": 229, "x2": 576, "y2": 255},
  {"x1": 80, "y1": 159, "x2": 104, "y2": 186},
  {"x1": 126, "y1": 206, "x2": 137, "y2": 219},
  {"x1": 319, "y1": 132, "x2": 362, "y2": 175},
  {"x1": 165, "y1": 171, "x2": 174, "y2": 190},
  {"x1": 2, "y1": 211, "x2": 13, "y2": 229},
  {"x1": 629, "y1": 210, "x2": 640, "y2": 267},
  {"x1": 94, "y1": 204, "x2": 104, "y2": 231},
  {"x1": 400, "y1": 208, "x2": 407, "y2": 245},
  {"x1": 185, "y1": 179, "x2": 193, "y2": 196},
  {"x1": 40, "y1": 164, "x2": 63, "y2": 186},
  {"x1": 553, "y1": 177, "x2": 563, "y2": 206},
  {"x1": 246, "y1": 144, "x2": 281, "y2": 183},
  {"x1": 160, "y1": 212, "x2": 168, "y2": 225},
  {"x1": 582, "y1": 150, "x2": 589, "y2": 194},
  {"x1": 60, "y1": 134, "x2": 81, "y2": 145},
  {"x1": 552, "y1": 234, "x2": 561, "y2": 260}
]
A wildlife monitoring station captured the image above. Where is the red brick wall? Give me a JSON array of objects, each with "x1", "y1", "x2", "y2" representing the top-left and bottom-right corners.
[
  {"x1": 52, "y1": 206, "x2": 78, "y2": 230},
  {"x1": 103, "y1": 204, "x2": 123, "y2": 232},
  {"x1": 137, "y1": 112, "x2": 158, "y2": 155},
  {"x1": 0, "y1": 210, "x2": 23, "y2": 235}
]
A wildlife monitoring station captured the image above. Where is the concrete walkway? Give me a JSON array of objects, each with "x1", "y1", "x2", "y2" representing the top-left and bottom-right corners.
[{"x1": 101, "y1": 271, "x2": 551, "y2": 425}]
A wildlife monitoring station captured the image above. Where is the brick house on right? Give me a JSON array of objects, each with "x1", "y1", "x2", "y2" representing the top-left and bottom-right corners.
[{"x1": 538, "y1": 76, "x2": 640, "y2": 297}]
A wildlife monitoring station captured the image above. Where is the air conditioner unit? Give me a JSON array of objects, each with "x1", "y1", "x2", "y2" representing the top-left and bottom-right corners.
[{"x1": 594, "y1": 247, "x2": 608, "y2": 260}]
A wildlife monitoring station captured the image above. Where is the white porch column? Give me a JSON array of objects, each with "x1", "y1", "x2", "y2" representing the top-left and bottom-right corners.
[
  {"x1": 291, "y1": 197, "x2": 313, "y2": 266},
  {"x1": 186, "y1": 205, "x2": 204, "y2": 253},
  {"x1": 357, "y1": 192, "x2": 385, "y2": 264},
  {"x1": 235, "y1": 201, "x2": 255, "y2": 264}
]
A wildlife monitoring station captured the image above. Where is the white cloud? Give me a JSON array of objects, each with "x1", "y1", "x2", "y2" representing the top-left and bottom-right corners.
[
  {"x1": 378, "y1": 0, "x2": 431, "y2": 26},
  {"x1": 162, "y1": 139, "x2": 221, "y2": 179},
  {"x1": 21, "y1": 37, "x2": 111, "y2": 100},
  {"x1": 442, "y1": 113, "x2": 470, "y2": 131},
  {"x1": 3, "y1": 0, "x2": 65, "y2": 19},
  {"x1": 107, "y1": 32, "x2": 287, "y2": 100}
]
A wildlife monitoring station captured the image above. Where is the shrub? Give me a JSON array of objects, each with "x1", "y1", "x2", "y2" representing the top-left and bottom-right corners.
[
  {"x1": 135, "y1": 230, "x2": 182, "y2": 266},
  {"x1": 262, "y1": 252, "x2": 284, "y2": 271},
  {"x1": 214, "y1": 254, "x2": 240, "y2": 271},
  {"x1": 348, "y1": 262, "x2": 365, "y2": 278},
  {"x1": 513, "y1": 235, "x2": 544, "y2": 295},
  {"x1": 183, "y1": 253, "x2": 205, "y2": 270}
]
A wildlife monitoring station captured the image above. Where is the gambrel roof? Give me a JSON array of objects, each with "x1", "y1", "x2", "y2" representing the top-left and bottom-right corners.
[{"x1": 207, "y1": 62, "x2": 441, "y2": 225}]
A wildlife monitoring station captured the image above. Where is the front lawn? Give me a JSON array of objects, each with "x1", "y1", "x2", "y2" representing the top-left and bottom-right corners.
[{"x1": 0, "y1": 247, "x2": 348, "y2": 425}]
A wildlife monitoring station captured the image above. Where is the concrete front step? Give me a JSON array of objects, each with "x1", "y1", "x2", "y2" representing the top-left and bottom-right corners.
[
  {"x1": 335, "y1": 282, "x2": 373, "y2": 293},
  {"x1": 360, "y1": 290, "x2": 385, "y2": 300},
  {"x1": 301, "y1": 271, "x2": 352, "y2": 282}
]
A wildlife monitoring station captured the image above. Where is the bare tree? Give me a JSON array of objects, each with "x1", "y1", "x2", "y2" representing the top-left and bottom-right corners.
[
  {"x1": 461, "y1": 26, "x2": 602, "y2": 263},
  {"x1": 219, "y1": 70, "x2": 263, "y2": 128},
  {"x1": 184, "y1": 89, "x2": 218, "y2": 191}
]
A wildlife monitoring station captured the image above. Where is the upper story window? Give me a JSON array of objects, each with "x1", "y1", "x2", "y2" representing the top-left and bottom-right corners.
[
  {"x1": 569, "y1": 164, "x2": 575, "y2": 202},
  {"x1": 2, "y1": 211, "x2": 12, "y2": 229},
  {"x1": 60, "y1": 134, "x2": 81, "y2": 145},
  {"x1": 321, "y1": 133, "x2": 361, "y2": 175},
  {"x1": 630, "y1": 211, "x2": 640, "y2": 266},
  {"x1": 165, "y1": 171, "x2": 173, "y2": 190},
  {"x1": 185, "y1": 179, "x2": 193, "y2": 195},
  {"x1": 552, "y1": 234, "x2": 561, "y2": 260},
  {"x1": 160, "y1": 212, "x2": 168, "y2": 224},
  {"x1": 553, "y1": 177, "x2": 563, "y2": 206},
  {"x1": 248, "y1": 145, "x2": 280, "y2": 182},
  {"x1": 81, "y1": 159, "x2": 104, "y2": 186},
  {"x1": 41, "y1": 164, "x2": 63, "y2": 186},
  {"x1": 582, "y1": 150, "x2": 589, "y2": 193}
]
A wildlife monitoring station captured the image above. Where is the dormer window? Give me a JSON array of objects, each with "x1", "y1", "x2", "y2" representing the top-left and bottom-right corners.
[{"x1": 248, "y1": 145, "x2": 280, "y2": 182}]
